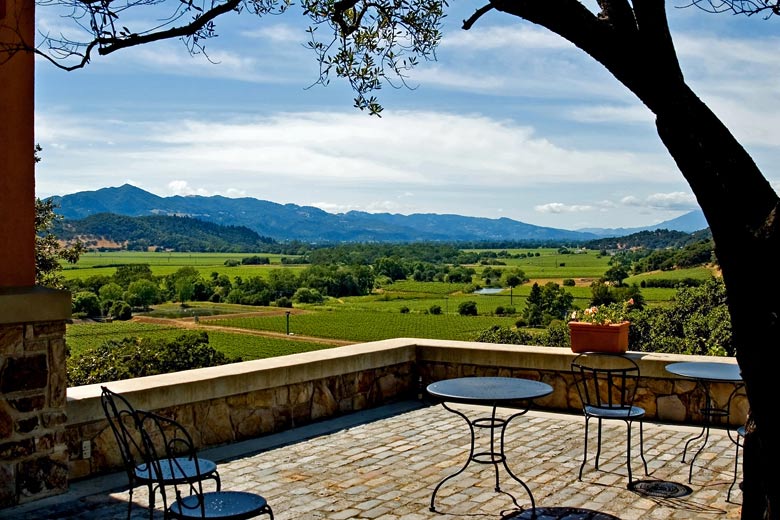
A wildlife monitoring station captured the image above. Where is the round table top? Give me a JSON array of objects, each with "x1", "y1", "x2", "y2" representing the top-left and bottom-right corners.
[
  {"x1": 427, "y1": 376, "x2": 553, "y2": 405},
  {"x1": 665, "y1": 361, "x2": 742, "y2": 382}
]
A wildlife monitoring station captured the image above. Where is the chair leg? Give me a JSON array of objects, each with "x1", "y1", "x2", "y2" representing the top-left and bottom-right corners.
[
  {"x1": 126, "y1": 485, "x2": 133, "y2": 520},
  {"x1": 265, "y1": 504, "x2": 274, "y2": 520},
  {"x1": 147, "y1": 483, "x2": 155, "y2": 520},
  {"x1": 639, "y1": 421, "x2": 648, "y2": 475},
  {"x1": 579, "y1": 417, "x2": 591, "y2": 481},
  {"x1": 728, "y1": 438, "x2": 741, "y2": 502},
  {"x1": 626, "y1": 422, "x2": 633, "y2": 484},
  {"x1": 594, "y1": 418, "x2": 603, "y2": 471}
]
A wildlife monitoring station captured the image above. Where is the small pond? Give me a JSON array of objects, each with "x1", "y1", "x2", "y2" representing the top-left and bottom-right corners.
[{"x1": 473, "y1": 287, "x2": 504, "y2": 295}]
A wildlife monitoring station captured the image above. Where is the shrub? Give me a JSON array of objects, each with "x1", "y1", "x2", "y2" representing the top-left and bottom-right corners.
[
  {"x1": 563, "y1": 279, "x2": 576, "y2": 287},
  {"x1": 429, "y1": 305, "x2": 442, "y2": 315},
  {"x1": 223, "y1": 259, "x2": 240, "y2": 267},
  {"x1": 293, "y1": 287, "x2": 324, "y2": 304},
  {"x1": 495, "y1": 306, "x2": 505, "y2": 316},
  {"x1": 72, "y1": 291, "x2": 101, "y2": 317},
  {"x1": 458, "y1": 301, "x2": 477, "y2": 316},
  {"x1": 275, "y1": 297, "x2": 293, "y2": 308},
  {"x1": 109, "y1": 300, "x2": 132, "y2": 321},
  {"x1": 241, "y1": 256, "x2": 270, "y2": 265},
  {"x1": 67, "y1": 331, "x2": 234, "y2": 386},
  {"x1": 400, "y1": 306, "x2": 410, "y2": 314},
  {"x1": 474, "y1": 325, "x2": 534, "y2": 345}
]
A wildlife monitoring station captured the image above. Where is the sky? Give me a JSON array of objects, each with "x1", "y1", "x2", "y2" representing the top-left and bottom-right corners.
[{"x1": 33, "y1": 1, "x2": 780, "y2": 231}]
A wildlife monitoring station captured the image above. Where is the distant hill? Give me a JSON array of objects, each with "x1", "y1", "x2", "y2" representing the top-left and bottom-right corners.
[
  {"x1": 55, "y1": 213, "x2": 275, "y2": 252},
  {"x1": 582, "y1": 228, "x2": 712, "y2": 251},
  {"x1": 50, "y1": 184, "x2": 602, "y2": 243},
  {"x1": 577, "y1": 209, "x2": 709, "y2": 236},
  {"x1": 50, "y1": 184, "x2": 708, "y2": 243}
]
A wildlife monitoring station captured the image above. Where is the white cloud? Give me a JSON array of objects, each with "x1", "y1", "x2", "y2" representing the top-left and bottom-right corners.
[{"x1": 534, "y1": 203, "x2": 594, "y2": 214}]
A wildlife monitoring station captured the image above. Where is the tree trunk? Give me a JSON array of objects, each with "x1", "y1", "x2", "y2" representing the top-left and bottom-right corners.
[
  {"x1": 652, "y1": 83, "x2": 779, "y2": 520},
  {"x1": 489, "y1": 2, "x2": 780, "y2": 516}
]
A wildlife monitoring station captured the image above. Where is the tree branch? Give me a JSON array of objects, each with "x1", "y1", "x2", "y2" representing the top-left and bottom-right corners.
[
  {"x1": 96, "y1": 0, "x2": 242, "y2": 56},
  {"x1": 462, "y1": 4, "x2": 495, "y2": 30}
]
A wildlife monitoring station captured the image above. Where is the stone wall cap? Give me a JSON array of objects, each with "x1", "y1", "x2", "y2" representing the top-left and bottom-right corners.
[{"x1": 0, "y1": 286, "x2": 71, "y2": 324}]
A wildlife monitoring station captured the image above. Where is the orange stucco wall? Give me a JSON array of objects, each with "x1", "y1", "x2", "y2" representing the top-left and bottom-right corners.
[{"x1": 0, "y1": 0, "x2": 36, "y2": 287}]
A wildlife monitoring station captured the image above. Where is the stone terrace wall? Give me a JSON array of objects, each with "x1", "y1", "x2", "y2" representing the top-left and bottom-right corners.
[
  {"x1": 62, "y1": 339, "x2": 746, "y2": 483},
  {"x1": 66, "y1": 342, "x2": 418, "y2": 480},
  {"x1": 0, "y1": 288, "x2": 71, "y2": 507}
]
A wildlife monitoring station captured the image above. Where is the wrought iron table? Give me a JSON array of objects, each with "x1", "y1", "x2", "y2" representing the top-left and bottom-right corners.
[
  {"x1": 665, "y1": 361, "x2": 743, "y2": 483},
  {"x1": 426, "y1": 376, "x2": 553, "y2": 515}
]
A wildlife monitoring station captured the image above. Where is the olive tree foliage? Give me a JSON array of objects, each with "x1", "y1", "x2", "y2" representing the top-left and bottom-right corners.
[
  {"x1": 34, "y1": 146, "x2": 85, "y2": 289},
  {"x1": 12, "y1": 0, "x2": 444, "y2": 115},
  {"x1": 688, "y1": 0, "x2": 780, "y2": 17}
]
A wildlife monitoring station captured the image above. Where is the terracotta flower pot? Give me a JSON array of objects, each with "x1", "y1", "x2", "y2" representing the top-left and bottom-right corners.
[{"x1": 568, "y1": 321, "x2": 630, "y2": 354}]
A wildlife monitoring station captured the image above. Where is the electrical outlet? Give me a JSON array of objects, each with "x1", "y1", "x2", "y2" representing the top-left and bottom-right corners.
[{"x1": 82, "y1": 440, "x2": 91, "y2": 459}]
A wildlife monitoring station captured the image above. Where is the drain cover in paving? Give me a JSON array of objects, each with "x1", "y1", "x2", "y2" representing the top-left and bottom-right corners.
[
  {"x1": 628, "y1": 479, "x2": 692, "y2": 498},
  {"x1": 506, "y1": 507, "x2": 620, "y2": 519}
]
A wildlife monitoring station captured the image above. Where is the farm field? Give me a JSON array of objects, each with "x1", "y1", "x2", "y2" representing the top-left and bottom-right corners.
[
  {"x1": 62, "y1": 251, "x2": 305, "y2": 280},
  {"x1": 63, "y1": 249, "x2": 717, "y2": 361},
  {"x1": 207, "y1": 310, "x2": 519, "y2": 343},
  {"x1": 66, "y1": 320, "x2": 336, "y2": 360}
]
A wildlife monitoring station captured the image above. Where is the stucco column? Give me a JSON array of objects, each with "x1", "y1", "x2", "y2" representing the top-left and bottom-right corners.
[
  {"x1": 0, "y1": 0, "x2": 73, "y2": 509},
  {"x1": 0, "y1": 0, "x2": 36, "y2": 287}
]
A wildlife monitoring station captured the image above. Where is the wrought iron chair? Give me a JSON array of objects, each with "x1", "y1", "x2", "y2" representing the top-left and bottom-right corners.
[
  {"x1": 135, "y1": 408, "x2": 274, "y2": 519},
  {"x1": 100, "y1": 386, "x2": 221, "y2": 519},
  {"x1": 726, "y1": 384, "x2": 748, "y2": 503},
  {"x1": 571, "y1": 352, "x2": 648, "y2": 485},
  {"x1": 727, "y1": 425, "x2": 745, "y2": 502}
]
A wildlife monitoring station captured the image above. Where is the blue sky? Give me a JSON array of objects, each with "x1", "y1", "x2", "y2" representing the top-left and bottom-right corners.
[{"x1": 33, "y1": 1, "x2": 780, "y2": 231}]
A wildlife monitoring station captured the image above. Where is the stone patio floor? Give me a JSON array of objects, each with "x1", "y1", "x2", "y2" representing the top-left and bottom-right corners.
[{"x1": 0, "y1": 400, "x2": 743, "y2": 519}]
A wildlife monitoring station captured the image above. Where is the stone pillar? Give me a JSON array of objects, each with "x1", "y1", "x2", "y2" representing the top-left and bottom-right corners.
[
  {"x1": 0, "y1": 288, "x2": 71, "y2": 507},
  {"x1": 0, "y1": 0, "x2": 36, "y2": 287}
]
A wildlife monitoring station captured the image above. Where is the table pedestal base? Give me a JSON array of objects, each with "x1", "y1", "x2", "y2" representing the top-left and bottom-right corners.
[{"x1": 429, "y1": 403, "x2": 536, "y2": 515}]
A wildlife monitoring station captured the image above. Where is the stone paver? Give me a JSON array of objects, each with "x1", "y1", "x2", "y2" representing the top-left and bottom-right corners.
[{"x1": 0, "y1": 401, "x2": 743, "y2": 519}]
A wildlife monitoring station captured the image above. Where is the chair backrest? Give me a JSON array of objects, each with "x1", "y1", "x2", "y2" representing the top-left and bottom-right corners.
[
  {"x1": 571, "y1": 353, "x2": 641, "y2": 415},
  {"x1": 135, "y1": 409, "x2": 207, "y2": 516},
  {"x1": 100, "y1": 386, "x2": 146, "y2": 479}
]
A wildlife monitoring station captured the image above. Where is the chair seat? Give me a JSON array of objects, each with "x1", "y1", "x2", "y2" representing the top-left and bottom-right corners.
[
  {"x1": 170, "y1": 491, "x2": 270, "y2": 519},
  {"x1": 584, "y1": 405, "x2": 645, "y2": 420},
  {"x1": 135, "y1": 457, "x2": 218, "y2": 484}
]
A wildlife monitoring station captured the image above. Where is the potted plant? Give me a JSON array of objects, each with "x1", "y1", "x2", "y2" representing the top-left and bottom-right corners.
[{"x1": 568, "y1": 299, "x2": 634, "y2": 353}]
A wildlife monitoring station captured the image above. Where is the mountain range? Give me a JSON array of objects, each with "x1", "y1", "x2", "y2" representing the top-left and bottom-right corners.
[{"x1": 49, "y1": 184, "x2": 709, "y2": 243}]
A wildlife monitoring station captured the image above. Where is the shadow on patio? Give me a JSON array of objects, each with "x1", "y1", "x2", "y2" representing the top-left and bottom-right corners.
[{"x1": 0, "y1": 400, "x2": 742, "y2": 520}]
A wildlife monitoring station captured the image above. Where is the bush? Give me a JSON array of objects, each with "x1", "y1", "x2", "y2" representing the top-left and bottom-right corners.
[
  {"x1": 400, "y1": 306, "x2": 410, "y2": 314},
  {"x1": 500, "y1": 306, "x2": 516, "y2": 315},
  {"x1": 241, "y1": 256, "x2": 270, "y2": 265},
  {"x1": 275, "y1": 297, "x2": 293, "y2": 308},
  {"x1": 429, "y1": 305, "x2": 442, "y2": 315},
  {"x1": 224, "y1": 259, "x2": 240, "y2": 267},
  {"x1": 474, "y1": 325, "x2": 534, "y2": 345},
  {"x1": 72, "y1": 291, "x2": 101, "y2": 317},
  {"x1": 67, "y1": 332, "x2": 235, "y2": 386},
  {"x1": 458, "y1": 301, "x2": 478, "y2": 316},
  {"x1": 293, "y1": 287, "x2": 324, "y2": 304},
  {"x1": 109, "y1": 300, "x2": 132, "y2": 321},
  {"x1": 563, "y1": 279, "x2": 576, "y2": 287}
]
